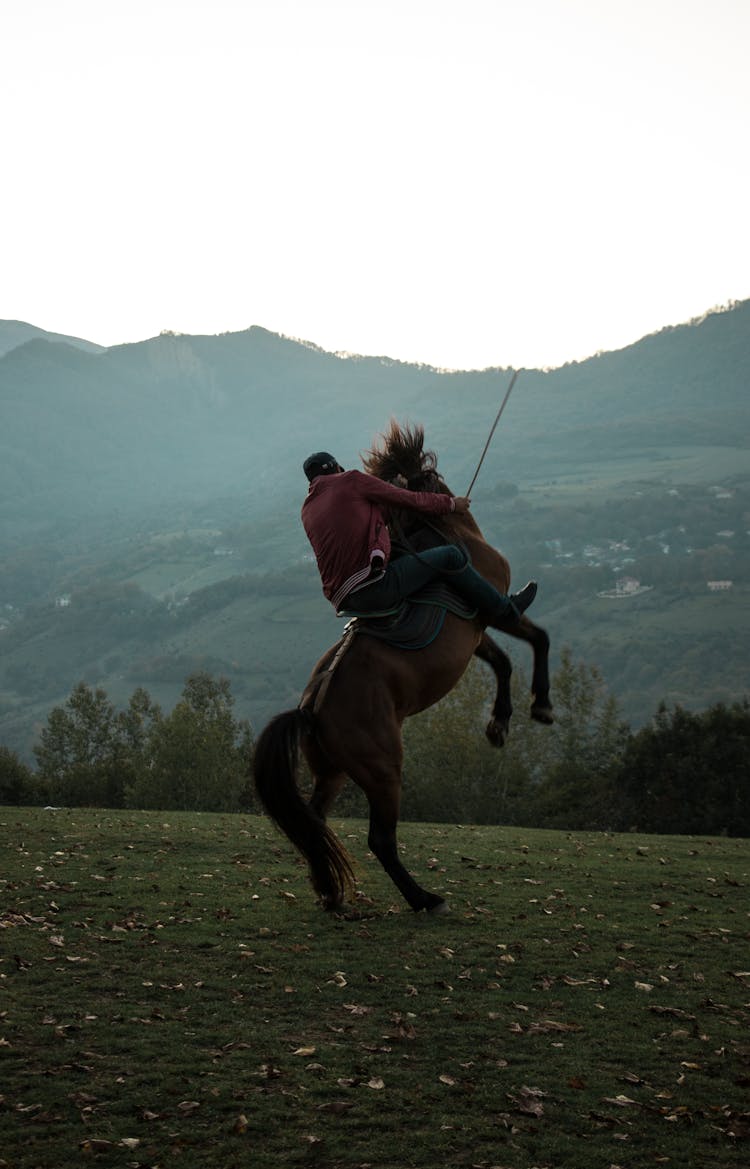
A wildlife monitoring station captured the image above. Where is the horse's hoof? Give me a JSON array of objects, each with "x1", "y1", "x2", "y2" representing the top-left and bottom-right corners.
[
  {"x1": 321, "y1": 895, "x2": 346, "y2": 912},
  {"x1": 485, "y1": 718, "x2": 508, "y2": 748},
  {"x1": 427, "y1": 899, "x2": 450, "y2": 915},
  {"x1": 531, "y1": 704, "x2": 554, "y2": 725},
  {"x1": 417, "y1": 892, "x2": 449, "y2": 914}
]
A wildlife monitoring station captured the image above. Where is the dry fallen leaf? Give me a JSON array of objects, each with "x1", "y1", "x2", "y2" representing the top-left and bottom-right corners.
[
  {"x1": 80, "y1": 1139, "x2": 114, "y2": 1154},
  {"x1": 649, "y1": 1005, "x2": 696, "y2": 1020},
  {"x1": 528, "y1": 1020, "x2": 582, "y2": 1034},
  {"x1": 508, "y1": 1086, "x2": 545, "y2": 1117},
  {"x1": 366, "y1": 1077, "x2": 385, "y2": 1090}
]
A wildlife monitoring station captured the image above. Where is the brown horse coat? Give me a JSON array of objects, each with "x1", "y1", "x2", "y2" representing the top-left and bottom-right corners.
[{"x1": 253, "y1": 423, "x2": 552, "y2": 912}]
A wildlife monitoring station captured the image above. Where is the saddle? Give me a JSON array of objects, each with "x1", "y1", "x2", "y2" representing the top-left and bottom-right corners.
[
  {"x1": 338, "y1": 580, "x2": 478, "y2": 650},
  {"x1": 299, "y1": 582, "x2": 478, "y2": 717}
]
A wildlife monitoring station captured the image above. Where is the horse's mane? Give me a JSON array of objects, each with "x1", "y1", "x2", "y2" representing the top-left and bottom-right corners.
[{"x1": 363, "y1": 420, "x2": 442, "y2": 490}]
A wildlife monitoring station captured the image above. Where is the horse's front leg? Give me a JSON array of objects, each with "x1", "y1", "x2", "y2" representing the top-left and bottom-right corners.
[
  {"x1": 495, "y1": 617, "x2": 554, "y2": 724},
  {"x1": 524, "y1": 618, "x2": 554, "y2": 723},
  {"x1": 474, "y1": 632, "x2": 513, "y2": 747}
]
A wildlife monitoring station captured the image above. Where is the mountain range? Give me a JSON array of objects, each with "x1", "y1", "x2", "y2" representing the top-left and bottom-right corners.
[
  {"x1": 2, "y1": 301, "x2": 748, "y2": 536},
  {"x1": 0, "y1": 302, "x2": 748, "y2": 761}
]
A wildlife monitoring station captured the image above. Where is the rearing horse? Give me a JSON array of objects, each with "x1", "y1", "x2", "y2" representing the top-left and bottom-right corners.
[{"x1": 253, "y1": 421, "x2": 553, "y2": 913}]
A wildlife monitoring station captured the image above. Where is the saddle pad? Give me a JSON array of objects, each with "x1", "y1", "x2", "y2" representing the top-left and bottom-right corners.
[{"x1": 341, "y1": 582, "x2": 478, "y2": 651}]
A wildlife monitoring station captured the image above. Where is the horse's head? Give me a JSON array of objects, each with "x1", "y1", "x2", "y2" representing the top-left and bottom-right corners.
[{"x1": 363, "y1": 420, "x2": 447, "y2": 494}]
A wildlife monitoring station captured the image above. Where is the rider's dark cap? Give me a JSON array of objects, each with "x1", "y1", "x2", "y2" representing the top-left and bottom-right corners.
[{"x1": 303, "y1": 452, "x2": 339, "y2": 481}]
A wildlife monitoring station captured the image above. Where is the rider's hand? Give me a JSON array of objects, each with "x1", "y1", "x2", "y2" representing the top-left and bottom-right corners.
[{"x1": 452, "y1": 496, "x2": 471, "y2": 513}]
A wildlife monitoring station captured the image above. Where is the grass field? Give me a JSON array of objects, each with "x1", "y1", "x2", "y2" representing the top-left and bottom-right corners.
[{"x1": 1, "y1": 809, "x2": 748, "y2": 1169}]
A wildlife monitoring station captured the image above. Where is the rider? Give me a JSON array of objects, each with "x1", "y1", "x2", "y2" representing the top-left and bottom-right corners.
[{"x1": 301, "y1": 451, "x2": 536, "y2": 627}]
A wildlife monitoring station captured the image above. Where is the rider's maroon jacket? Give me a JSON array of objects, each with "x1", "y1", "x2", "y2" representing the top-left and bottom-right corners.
[{"x1": 301, "y1": 469, "x2": 454, "y2": 612}]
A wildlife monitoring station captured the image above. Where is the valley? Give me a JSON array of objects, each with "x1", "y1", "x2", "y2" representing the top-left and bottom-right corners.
[{"x1": 0, "y1": 303, "x2": 748, "y2": 761}]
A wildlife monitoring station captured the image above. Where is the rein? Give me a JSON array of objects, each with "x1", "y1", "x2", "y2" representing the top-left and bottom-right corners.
[{"x1": 465, "y1": 369, "x2": 518, "y2": 496}]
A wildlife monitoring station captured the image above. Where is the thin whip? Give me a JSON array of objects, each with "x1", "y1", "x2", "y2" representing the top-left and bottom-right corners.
[{"x1": 465, "y1": 369, "x2": 519, "y2": 496}]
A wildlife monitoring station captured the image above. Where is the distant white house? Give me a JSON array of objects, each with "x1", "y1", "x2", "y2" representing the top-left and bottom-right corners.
[
  {"x1": 597, "y1": 576, "x2": 652, "y2": 599},
  {"x1": 707, "y1": 580, "x2": 733, "y2": 592},
  {"x1": 55, "y1": 594, "x2": 71, "y2": 608}
]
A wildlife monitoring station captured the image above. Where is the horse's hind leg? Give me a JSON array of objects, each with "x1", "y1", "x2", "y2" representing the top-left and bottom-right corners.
[
  {"x1": 347, "y1": 734, "x2": 446, "y2": 913},
  {"x1": 308, "y1": 770, "x2": 348, "y2": 821},
  {"x1": 474, "y1": 632, "x2": 513, "y2": 747},
  {"x1": 301, "y1": 732, "x2": 350, "y2": 909},
  {"x1": 365, "y1": 781, "x2": 446, "y2": 913},
  {"x1": 302, "y1": 727, "x2": 346, "y2": 817}
]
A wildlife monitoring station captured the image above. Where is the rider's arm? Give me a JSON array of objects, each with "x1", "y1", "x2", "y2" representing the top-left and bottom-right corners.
[{"x1": 352, "y1": 471, "x2": 465, "y2": 516}]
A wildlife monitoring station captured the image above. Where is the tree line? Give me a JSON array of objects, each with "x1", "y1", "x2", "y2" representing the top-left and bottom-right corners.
[
  {"x1": 1, "y1": 659, "x2": 748, "y2": 837},
  {"x1": 0, "y1": 673, "x2": 253, "y2": 813},
  {"x1": 397, "y1": 650, "x2": 749, "y2": 837}
]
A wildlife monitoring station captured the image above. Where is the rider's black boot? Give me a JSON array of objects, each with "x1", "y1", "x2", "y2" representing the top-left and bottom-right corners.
[
  {"x1": 488, "y1": 580, "x2": 537, "y2": 627},
  {"x1": 510, "y1": 580, "x2": 537, "y2": 615}
]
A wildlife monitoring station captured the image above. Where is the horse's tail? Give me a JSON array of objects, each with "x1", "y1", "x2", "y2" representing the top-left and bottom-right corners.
[{"x1": 252, "y1": 708, "x2": 355, "y2": 906}]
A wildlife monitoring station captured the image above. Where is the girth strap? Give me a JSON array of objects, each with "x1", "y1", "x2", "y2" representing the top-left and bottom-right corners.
[{"x1": 298, "y1": 622, "x2": 358, "y2": 716}]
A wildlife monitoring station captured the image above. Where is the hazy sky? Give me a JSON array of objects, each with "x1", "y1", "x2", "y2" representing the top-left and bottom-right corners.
[{"x1": 3, "y1": 0, "x2": 748, "y2": 370}]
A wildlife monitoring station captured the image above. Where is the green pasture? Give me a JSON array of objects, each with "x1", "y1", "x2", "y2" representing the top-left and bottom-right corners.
[
  {"x1": 1, "y1": 810, "x2": 748, "y2": 1169},
  {"x1": 125, "y1": 559, "x2": 247, "y2": 602},
  {"x1": 519, "y1": 444, "x2": 750, "y2": 502}
]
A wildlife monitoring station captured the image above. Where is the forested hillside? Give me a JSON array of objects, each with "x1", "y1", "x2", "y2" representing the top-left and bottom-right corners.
[
  {"x1": 1, "y1": 300, "x2": 748, "y2": 531},
  {"x1": 0, "y1": 320, "x2": 105, "y2": 358},
  {"x1": 0, "y1": 301, "x2": 748, "y2": 760}
]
